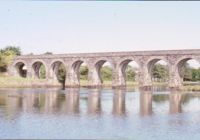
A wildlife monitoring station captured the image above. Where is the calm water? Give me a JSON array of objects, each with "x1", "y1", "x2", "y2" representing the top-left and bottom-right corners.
[{"x1": 0, "y1": 87, "x2": 200, "y2": 139}]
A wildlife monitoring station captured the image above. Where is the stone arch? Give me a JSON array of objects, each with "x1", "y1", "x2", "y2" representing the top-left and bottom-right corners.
[
  {"x1": 31, "y1": 60, "x2": 47, "y2": 79},
  {"x1": 119, "y1": 59, "x2": 140, "y2": 85},
  {"x1": 175, "y1": 55, "x2": 199, "y2": 66},
  {"x1": 94, "y1": 59, "x2": 114, "y2": 84},
  {"x1": 50, "y1": 60, "x2": 66, "y2": 83},
  {"x1": 14, "y1": 61, "x2": 27, "y2": 77},
  {"x1": 71, "y1": 60, "x2": 89, "y2": 85},
  {"x1": 147, "y1": 57, "x2": 169, "y2": 83},
  {"x1": 176, "y1": 56, "x2": 200, "y2": 82}
]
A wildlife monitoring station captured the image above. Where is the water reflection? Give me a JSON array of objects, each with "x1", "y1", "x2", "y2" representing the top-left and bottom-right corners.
[
  {"x1": 140, "y1": 90, "x2": 152, "y2": 116},
  {"x1": 112, "y1": 89, "x2": 126, "y2": 116},
  {"x1": 169, "y1": 91, "x2": 183, "y2": 114},
  {"x1": 65, "y1": 88, "x2": 79, "y2": 114},
  {"x1": 1, "y1": 88, "x2": 200, "y2": 118},
  {"x1": 87, "y1": 89, "x2": 101, "y2": 114},
  {"x1": 2, "y1": 88, "x2": 200, "y2": 139}
]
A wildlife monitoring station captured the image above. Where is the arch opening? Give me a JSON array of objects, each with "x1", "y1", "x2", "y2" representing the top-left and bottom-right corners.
[
  {"x1": 119, "y1": 60, "x2": 140, "y2": 86},
  {"x1": 71, "y1": 60, "x2": 89, "y2": 86},
  {"x1": 79, "y1": 62, "x2": 89, "y2": 86},
  {"x1": 95, "y1": 60, "x2": 113, "y2": 85},
  {"x1": 32, "y1": 61, "x2": 46, "y2": 79},
  {"x1": 178, "y1": 58, "x2": 200, "y2": 84},
  {"x1": 15, "y1": 62, "x2": 27, "y2": 77},
  {"x1": 50, "y1": 61, "x2": 66, "y2": 84},
  {"x1": 148, "y1": 59, "x2": 169, "y2": 84}
]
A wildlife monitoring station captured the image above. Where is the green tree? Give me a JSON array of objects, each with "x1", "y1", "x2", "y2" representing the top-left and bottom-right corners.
[
  {"x1": 152, "y1": 64, "x2": 169, "y2": 82},
  {"x1": 44, "y1": 52, "x2": 53, "y2": 55},
  {"x1": 0, "y1": 49, "x2": 17, "y2": 72},
  {"x1": 80, "y1": 66, "x2": 88, "y2": 80},
  {"x1": 1, "y1": 46, "x2": 21, "y2": 55},
  {"x1": 180, "y1": 62, "x2": 192, "y2": 81},
  {"x1": 101, "y1": 66, "x2": 112, "y2": 81},
  {"x1": 39, "y1": 65, "x2": 46, "y2": 79},
  {"x1": 125, "y1": 65, "x2": 136, "y2": 81}
]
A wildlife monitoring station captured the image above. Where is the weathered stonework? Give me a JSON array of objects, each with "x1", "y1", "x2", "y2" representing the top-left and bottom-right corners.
[{"x1": 8, "y1": 49, "x2": 200, "y2": 88}]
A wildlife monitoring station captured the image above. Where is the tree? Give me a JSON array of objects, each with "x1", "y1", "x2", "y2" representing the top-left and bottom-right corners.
[
  {"x1": 1, "y1": 46, "x2": 21, "y2": 55},
  {"x1": 0, "y1": 49, "x2": 17, "y2": 72},
  {"x1": 152, "y1": 64, "x2": 169, "y2": 82},
  {"x1": 44, "y1": 52, "x2": 53, "y2": 55},
  {"x1": 80, "y1": 66, "x2": 88, "y2": 80},
  {"x1": 125, "y1": 65, "x2": 136, "y2": 81},
  {"x1": 39, "y1": 65, "x2": 46, "y2": 79},
  {"x1": 101, "y1": 66, "x2": 112, "y2": 81},
  {"x1": 179, "y1": 62, "x2": 192, "y2": 81}
]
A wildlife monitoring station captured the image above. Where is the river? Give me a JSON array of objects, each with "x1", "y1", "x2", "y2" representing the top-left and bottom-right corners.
[{"x1": 0, "y1": 87, "x2": 200, "y2": 139}]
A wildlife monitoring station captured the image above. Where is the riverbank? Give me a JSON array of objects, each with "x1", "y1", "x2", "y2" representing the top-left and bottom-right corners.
[
  {"x1": 1, "y1": 75, "x2": 200, "y2": 91},
  {"x1": 0, "y1": 75, "x2": 166, "y2": 88},
  {"x1": 0, "y1": 75, "x2": 49, "y2": 88}
]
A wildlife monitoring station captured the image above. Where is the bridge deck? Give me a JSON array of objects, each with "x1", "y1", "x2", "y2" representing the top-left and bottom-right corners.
[{"x1": 15, "y1": 49, "x2": 200, "y2": 59}]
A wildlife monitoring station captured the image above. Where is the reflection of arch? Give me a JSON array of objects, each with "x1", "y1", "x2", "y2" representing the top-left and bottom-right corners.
[
  {"x1": 50, "y1": 60, "x2": 66, "y2": 82},
  {"x1": 14, "y1": 61, "x2": 27, "y2": 77},
  {"x1": 32, "y1": 60, "x2": 46, "y2": 79},
  {"x1": 95, "y1": 59, "x2": 113, "y2": 84}
]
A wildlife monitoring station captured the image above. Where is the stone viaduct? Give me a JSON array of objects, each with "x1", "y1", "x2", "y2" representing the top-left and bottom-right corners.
[{"x1": 8, "y1": 49, "x2": 200, "y2": 89}]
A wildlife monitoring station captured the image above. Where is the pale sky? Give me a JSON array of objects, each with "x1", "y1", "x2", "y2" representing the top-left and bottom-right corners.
[{"x1": 0, "y1": 1, "x2": 200, "y2": 56}]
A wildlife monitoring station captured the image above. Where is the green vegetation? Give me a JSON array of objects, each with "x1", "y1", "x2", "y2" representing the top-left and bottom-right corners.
[
  {"x1": 80, "y1": 66, "x2": 88, "y2": 80},
  {"x1": 151, "y1": 64, "x2": 169, "y2": 82},
  {"x1": 0, "y1": 46, "x2": 21, "y2": 72},
  {"x1": 0, "y1": 75, "x2": 47, "y2": 88},
  {"x1": 39, "y1": 64, "x2": 46, "y2": 79},
  {"x1": 180, "y1": 63, "x2": 200, "y2": 81},
  {"x1": 181, "y1": 85, "x2": 200, "y2": 91},
  {"x1": 126, "y1": 65, "x2": 137, "y2": 81}
]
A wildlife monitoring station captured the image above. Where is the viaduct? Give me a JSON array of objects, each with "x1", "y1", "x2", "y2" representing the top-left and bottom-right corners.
[{"x1": 8, "y1": 49, "x2": 200, "y2": 89}]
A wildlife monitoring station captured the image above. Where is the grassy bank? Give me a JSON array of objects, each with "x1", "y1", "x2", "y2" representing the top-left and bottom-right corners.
[
  {"x1": 0, "y1": 75, "x2": 166, "y2": 88},
  {"x1": 1, "y1": 75, "x2": 200, "y2": 91},
  {"x1": 0, "y1": 75, "x2": 47, "y2": 88},
  {"x1": 180, "y1": 85, "x2": 200, "y2": 91}
]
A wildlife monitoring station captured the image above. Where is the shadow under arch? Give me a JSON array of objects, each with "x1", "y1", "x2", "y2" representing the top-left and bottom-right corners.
[
  {"x1": 14, "y1": 61, "x2": 27, "y2": 77},
  {"x1": 71, "y1": 60, "x2": 89, "y2": 86},
  {"x1": 95, "y1": 59, "x2": 113, "y2": 85},
  {"x1": 147, "y1": 58, "x2": 169, "y2": 86},
  {"x1": 119, "y1": 59, "x2": 140, "y2": 86},
  {"x1": 50, "y1": 60, "x2": 66, "y2": 85},
  {"x1": 32, "y1": 60, "x2": 47, "y2": 79},
  {"x1": 177, "y1": 57, "x2": 200, "y2": 83}
]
